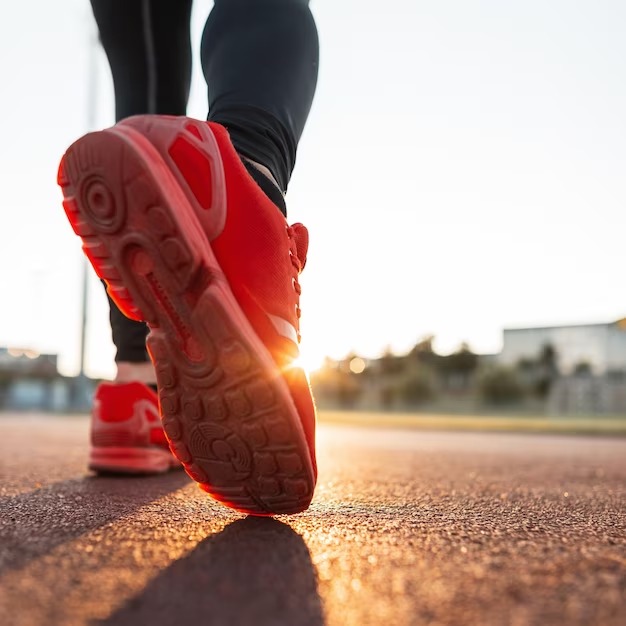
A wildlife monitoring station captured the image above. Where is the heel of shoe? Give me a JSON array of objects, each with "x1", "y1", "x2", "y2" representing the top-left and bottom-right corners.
[{"x1": 117, "y1": 116, "x2": 227, "y2": 241}]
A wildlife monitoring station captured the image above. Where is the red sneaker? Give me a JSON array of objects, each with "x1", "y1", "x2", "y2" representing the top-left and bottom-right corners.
[
  {"x1": 58, "y1": 115, "x2": 317, "y2": 514},
  {"x1": 90, "y1": 381, "x2": 179, "y2": 474}
]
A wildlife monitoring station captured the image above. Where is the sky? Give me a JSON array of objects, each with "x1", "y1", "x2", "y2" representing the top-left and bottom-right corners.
[{"x1": 1, "y1": 0, "x2": 625, "y2": 378}]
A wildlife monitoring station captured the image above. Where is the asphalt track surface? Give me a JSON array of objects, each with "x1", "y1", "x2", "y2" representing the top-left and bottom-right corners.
[{"x1": 0, "y1": 415, "x2": 624, "y2": 626}]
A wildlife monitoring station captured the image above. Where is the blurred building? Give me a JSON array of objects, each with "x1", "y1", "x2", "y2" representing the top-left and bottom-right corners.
[
  {"x1": 0, "y1": 347, "x2": 58, "y2": 376},
  {"x1": 0, "y1": 347, "x2": 94, "y2": 411},
  {"x1": 498, "y1": 318, "x2": 626, "y2": 374}
]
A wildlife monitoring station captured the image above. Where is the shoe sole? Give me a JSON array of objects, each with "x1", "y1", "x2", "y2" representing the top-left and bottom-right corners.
[
  {"x1": 58, "y1": 125, "x2": 315, "y2": 515},
  {"x1": 90, "y1": 446, "x2": 179, "y2": 475}
]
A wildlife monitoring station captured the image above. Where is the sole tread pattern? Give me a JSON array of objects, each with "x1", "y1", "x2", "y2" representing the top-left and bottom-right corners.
[{"x1": 58, "y1": 127, "x2": 314, "y2": 515}]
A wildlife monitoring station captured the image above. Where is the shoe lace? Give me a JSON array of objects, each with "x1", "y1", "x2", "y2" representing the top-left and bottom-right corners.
[{"x1": 287, "y1": 224, "x2": 308, "y2": 343}]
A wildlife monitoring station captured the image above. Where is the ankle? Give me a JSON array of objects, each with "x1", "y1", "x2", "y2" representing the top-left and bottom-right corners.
[
  {"x1": 241, "y1": 156, "x2": 282, "y2": 192},
  {"x1": 241, "y1": 157, "x2": 287, "y2": 217},
  {"x1": 115, "y1": 361, "x2": 157, "y2": 385}
]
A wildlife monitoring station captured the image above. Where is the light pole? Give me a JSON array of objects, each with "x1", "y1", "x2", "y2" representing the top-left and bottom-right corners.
[{"x1": 77, "y1": 24, "x2": 99, "y2": 406}]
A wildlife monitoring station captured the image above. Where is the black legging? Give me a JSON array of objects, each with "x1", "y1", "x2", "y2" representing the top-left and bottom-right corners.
[{"x1": 90, "y1": 0, "x2": 319, "y2": 363}]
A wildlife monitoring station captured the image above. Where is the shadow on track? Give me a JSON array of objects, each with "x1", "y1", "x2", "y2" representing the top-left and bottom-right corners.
[
  {"x1": 99, "y1": 517, "x2": 325, "y2": 626},
  {"x1": 0, "y1": 471, "x2": 191, "y2": 573}
]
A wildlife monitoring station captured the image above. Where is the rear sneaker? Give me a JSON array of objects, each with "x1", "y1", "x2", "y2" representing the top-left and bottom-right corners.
[
  {"x1": 58, "y1": 115, "x2": 317, "y2": 514},
  {"x1": 90, "y1": 381, "x2": 179, "y2": 474}
]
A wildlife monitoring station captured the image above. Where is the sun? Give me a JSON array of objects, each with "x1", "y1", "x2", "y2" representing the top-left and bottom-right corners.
[{"x1": 291, "y1": 342, "x2": 325, "y2": 375}]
